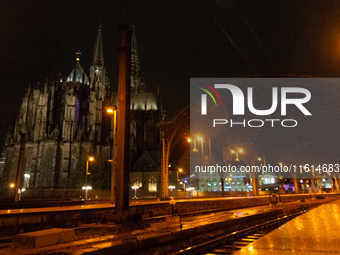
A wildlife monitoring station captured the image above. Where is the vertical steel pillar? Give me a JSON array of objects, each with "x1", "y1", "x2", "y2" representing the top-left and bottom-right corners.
[
  {"x1": 252, "y1": 177, "x2": 259, "y2": 196},
  {"x1": 293, "y1": 178, "x2": 300, "y2": 194},
  {"x1": 111, "y1": 110, "x2": 117, "y2": 204},
  {"x1": 116, "y1": 26, "x2": 131, "y2": 215},
  {"x1": 317, "y1": 178, "x2": 323, "y2": 193},
  {"x1": 333, "y1": 175, "x2": 339, "y2": 191},
  {"x1": 161, "y1": 133, "x2": 169, "y2": 199},
  {"x1": 311, "y1": 178, "x2": 315, "y2": 192}
]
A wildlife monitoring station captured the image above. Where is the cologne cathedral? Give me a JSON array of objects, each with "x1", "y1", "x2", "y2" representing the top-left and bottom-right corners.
[{"x1": 1, "y1": 26, "x2": 161, "y2": 190}]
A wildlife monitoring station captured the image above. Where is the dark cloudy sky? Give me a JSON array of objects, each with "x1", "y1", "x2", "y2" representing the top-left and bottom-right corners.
[{"x1": 1, "y1": 0, "x2": 340, "y2": 148}]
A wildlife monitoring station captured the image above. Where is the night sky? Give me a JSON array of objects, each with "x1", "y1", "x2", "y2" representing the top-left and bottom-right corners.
[{"x1": 1, "y1": 0, "x2": 340, "y2": 149}]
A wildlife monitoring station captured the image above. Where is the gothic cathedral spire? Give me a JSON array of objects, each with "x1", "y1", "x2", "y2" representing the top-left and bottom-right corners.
[
  {"x1": 90, "y1": 24, "x2": 106, "y2": 90},
  {"x1": 92, "y1": 24, "x2": 104, "y2": 67},
  {"x1": 131, "y1": 25, "x2": 139, "y2": 80},
  {"x1": 131, "y1": 25, "x2": 145, "y2": 92}
]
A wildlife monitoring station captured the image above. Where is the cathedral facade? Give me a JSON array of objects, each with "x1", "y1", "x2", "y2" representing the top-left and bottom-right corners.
[{"x1": 1, "y1": 26, "x2": 161, "y2": 192}]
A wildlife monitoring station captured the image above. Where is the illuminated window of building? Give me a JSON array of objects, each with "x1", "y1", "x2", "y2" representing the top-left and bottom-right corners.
[
  {"x1": 148, "y1": 176, "x2": 157, "y2": 192},
  {"x1": 134, "y1": 176, "x2": 142, "y2": 188}
]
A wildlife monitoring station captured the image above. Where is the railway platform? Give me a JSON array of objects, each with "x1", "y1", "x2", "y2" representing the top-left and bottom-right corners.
[
  {"x1": 0, "y1": 197, "x2": 336, "y2": 255},
  {"x1": 234, "y1": 199, "x2": 340, "y2": 255}
]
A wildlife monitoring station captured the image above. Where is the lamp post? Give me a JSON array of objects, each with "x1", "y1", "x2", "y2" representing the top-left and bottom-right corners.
[
  {"x1": 257, "y1": 157, "x2": 266, "y2": 166},
  {"x1": 107, "y1": 107, "x2": 117, "y2": 204},
  {"x1": 197, "y1": 137, "x2": 204, "y2": 163},
  {"x1": 169, "y1": 185, "x2": 175, "y2": 194},
  {"x1": 256, "y1": 157, "x2": 266, "y2": 194},
  {"x1": 188, "y1": 138, "x2": 197, "y2": 152},
  {"x1": 231, "y1": 149, "x2": 243, "y2": 162},
  {"x1": 18, "y1": 188, "x2": 25, "y2": 201},
  {"x1": 178, "y1": 168, "x2": 185, "y2": 190},
  {"x1": 132, "y1": 185, "x2": 139, "y2": 199},
  {"x1": 9, "y1": 183, "x2": 15, "y2": 198},
  {"x1": 177, "y1": 168, "x2": 182, "y2": 188},
  {"x1": 85, "y1": 157, "x2": 94, "y2": 200}
]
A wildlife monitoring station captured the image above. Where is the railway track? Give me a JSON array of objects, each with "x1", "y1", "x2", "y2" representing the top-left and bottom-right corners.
[{"x1": 171, "y1": 210, "x2": 306, "y2": 255}]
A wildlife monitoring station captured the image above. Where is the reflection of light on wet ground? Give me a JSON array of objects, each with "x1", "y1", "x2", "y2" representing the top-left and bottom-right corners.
[
  {"x1": 233, "y1": 212, "x2": 247, "y2": 217},
  {"x1": 233, "y1": 200, "x2": 340, "y2": 255}
]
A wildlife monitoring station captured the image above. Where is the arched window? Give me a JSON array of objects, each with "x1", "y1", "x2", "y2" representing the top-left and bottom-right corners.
[
  {"x1": 148, "y1": 176, "x2": 157, "y2": 192},
  {"x1": 134, "y1": 176, "x2": 142, "y2": 188}
]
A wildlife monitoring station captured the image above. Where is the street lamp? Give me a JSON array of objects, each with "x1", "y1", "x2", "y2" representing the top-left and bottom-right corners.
[
  {"x1": 132, "y1": 185, "x2": 139, "y2": 199},
  {"x1": 82, "y1": 186, "x2": 92, "y2": 201},
  {"x1": 18, "y1": 188, "x2": 25, "y2": 201},
  {"x1": 231, "y1": 149, "x2": 243, "y2": 162},
  {"x1": 197, "y1": 137, "x2": 204, "y2": 163},
  {"x1": 257, "y1": 157, "x2": 266, "y2": 166},
  {"x1": 107, "y1": 107, "x2": 117, "y2": 204},
  {"x1": 85, "y1": 157, "x2": 94, "y2": 200},
  {"x1": 177, "y1": 168, "x2": 183, "y2": 189},
  {"x1": 190, "y1": 138, "x2": 198, "y2": 153}
]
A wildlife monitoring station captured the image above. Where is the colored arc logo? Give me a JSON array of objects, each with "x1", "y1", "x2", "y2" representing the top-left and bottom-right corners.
[{"x1": 197, "y1": 82, "x2": 223, "y2": 106}]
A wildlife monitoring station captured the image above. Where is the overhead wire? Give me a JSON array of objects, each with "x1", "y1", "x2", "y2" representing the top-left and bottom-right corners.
[
  {"x1": 196, "y1": 0, "x2": 255, "y2": 74},
  {"x1": 212, "y1": 0, "x2": 280, "y2": 75},
  {"x1": 244, "y1": 19, "x2": 280, "y2": 74}
]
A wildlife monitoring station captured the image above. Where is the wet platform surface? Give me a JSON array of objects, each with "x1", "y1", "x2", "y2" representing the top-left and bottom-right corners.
[
  {"x1": 0, "y1": 198, "x2": 329, "y2": 255},
  {"x1": 234, "y1": 199, "x2": 340, "y2": 254}
]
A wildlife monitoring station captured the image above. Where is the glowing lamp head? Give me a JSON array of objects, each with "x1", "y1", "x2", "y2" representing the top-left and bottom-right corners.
[
  {"x1": 238, "y1": 149, "x2": 243, "y2": 153},
  {"x1": 258, "y1": 157, "x2": 262, "y2": 161},
  {"x1": 107, "y1": 108, "x2": 114, "y2": 114},
  {"x1": 197, "y1": 137, "x2": 203, "y2": 141},
  {"x1": 231, "y1": 150, "x2": 235, "y2": 154},
  {"x1": 88, "y1": 157, "x2": 94, "y2": 161},
  {"x1": 10, "y1": 183, "x2": 15, "y2": 188},
  {"x1": 179, "y1": 168, "x2": 183, "y2": 172},
  {"x1": 188, "y1": 138, "x2": 191, "y2": 142}
]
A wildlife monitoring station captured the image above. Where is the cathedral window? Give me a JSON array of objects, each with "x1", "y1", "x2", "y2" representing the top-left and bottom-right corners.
[
  {"x1": 134, "y1": 176, "x2": 142, "y2": 188},
  {"x1": 148, "y1": 176, "x2": 157, "y2": 192},
  {"x1": 75, "y1": 100, "x2": 80, "y2": 123}
]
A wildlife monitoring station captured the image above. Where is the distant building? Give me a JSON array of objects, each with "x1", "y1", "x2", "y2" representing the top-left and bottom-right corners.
[{"x1": 1, "y1": 26, "x2": 162, "y2": 191}]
